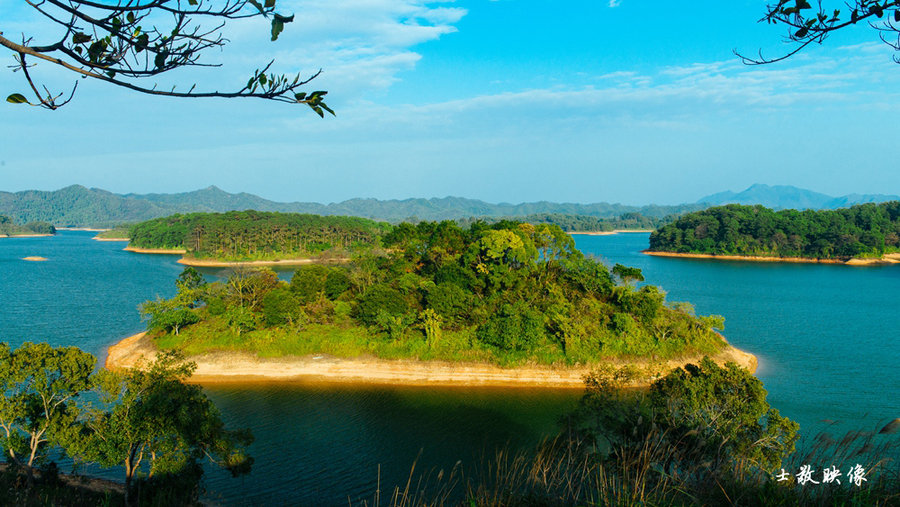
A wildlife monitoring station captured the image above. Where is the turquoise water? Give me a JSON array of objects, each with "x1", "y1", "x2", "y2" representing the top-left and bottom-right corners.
[
  {"x1": 576, "y1": 233, "x2": 899, "y2": 434},
  {"x1": 0, "y1": 231, "x2": 897, "y2": 504}
]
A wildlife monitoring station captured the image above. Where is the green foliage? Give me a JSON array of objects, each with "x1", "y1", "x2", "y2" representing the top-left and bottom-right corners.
[
  {"x1": 128, "y1": 210, "x2": 390, "y2": 260},
  {"x1": 353, "y1": 283, "x2": 409, "y2": 326},
  {"x1": 0, "y1": 343, "x2": 95, "y2": 475},
  {"x1": 476, "y1": 302, "x2": 546, "y2": 352},
  {"x1": 0, "y1": 216, "x2": 55, "y2": 236},
  {"x1": 148, "y1": 219, "x2": 731, "y2": 366},
  {"x1": 140, "y1": 297, "x2": 200, "y2": 335},
  {"x1": 84, "y1": 351, "x2": 252, "y2": 504},
  {"x1": 261, "y1": 288, "x2": 306, "y2": 328},
  {"x1": 649, "y1": 357, "x2": 799, "y2": 472},
  {"x1": 224, "y1": 306, "x2": 258, "y2": 335},
  {"x1": 650, "y1": 202, "x2": 900, "y2": 259}
]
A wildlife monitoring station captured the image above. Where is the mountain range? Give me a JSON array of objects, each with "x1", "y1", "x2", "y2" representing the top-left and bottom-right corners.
[
  {"x1": 0, "y1": 184, "x2": 896, "y2": 228},
  {"x1": 696, "y1": 184, "x2": 900, "y2": 210}
]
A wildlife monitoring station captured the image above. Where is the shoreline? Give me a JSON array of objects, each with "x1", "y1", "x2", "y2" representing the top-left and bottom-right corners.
[
  {"x1": 569, "y1": 229, "x2": 654, "y2": 236},
  {"x1": 644, "y1": 250, "x2": 900, "y2": 266},
  {"x1": 0, "y1": 233, "x2": 53, "y2": 238},
  {"x1": 177, "y1": 256, "x2": 349, "y2": 267},
  {"x1": 93, "y1": 237, "x2": 129, "y2": 242},
  {"x1": 123, "y1": 246, "x2": 187, "y2": 254},
  {"x1": 105, "y1": 332, "x2": 757, "y2": 389}
]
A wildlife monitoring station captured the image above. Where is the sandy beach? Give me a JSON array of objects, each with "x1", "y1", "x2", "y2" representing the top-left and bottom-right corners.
[
  {"x1": 22, "y1": 256, "x2": 48, "y2": 261},
  {"x1": 644, "y1": 250, "x2": 900, "y2": 266},
  {"x1": 105, "y1": 332, "x2": 757, "y2": 388},
  {"x1": 176, "y1": 257, "x2": 348, "y2": 267},
  {"x1": 93, "y1": 237, "x2": 129, "y2": 242},
  {"x1": 0, "y1": 234, "x2": 53, "y2": 238},
  {"x1": 123, "y1": 246, "x2": 187, "y2": 254}
]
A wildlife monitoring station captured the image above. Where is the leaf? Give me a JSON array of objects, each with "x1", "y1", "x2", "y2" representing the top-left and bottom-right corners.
[
  {"x1": 294, "y1": 92, "x2": 306, "y2": 101},
  {"x1": 265, "y1": 0, "x2": 276, "y2": 8},
  {"x1": 72, "y1": 32, "x2": 92, "y2": 44},
  {"x1": 271, "y1": 19, "x2": 284, "y2": 41},
  {"x1": 247, "y1": 0, "x2": 265, "y2": 14},
  {"x1": 6, "y1": 93, "x2": 28, "y2": 104},
  {"x1": 896, "y1": 9, "x2": 900, "y2": 22},
  {"x1": 189, "y1": 0, "x2": 198, "y2": 5},
  {"x1": 794, "y1": 27, "x2": 809, "y2": 38}
]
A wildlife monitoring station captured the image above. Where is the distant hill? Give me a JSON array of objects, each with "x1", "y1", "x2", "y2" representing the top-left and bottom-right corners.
[
  {"x1": 0, "y1": 185, "x2": 704, "y2": 228},
  {"x1": 697, "y1": 184, "x2": 900, "y2": 210}
]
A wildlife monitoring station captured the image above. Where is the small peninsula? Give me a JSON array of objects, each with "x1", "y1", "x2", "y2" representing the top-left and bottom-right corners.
[
  {"x1": 0, "y1": 215, "x2": 56, "y2": 238},
  {"x1": 109, "y1": 218, "x2": 748, "y2": 387},
  {"x1": 647, "y1": 202, "x2": 900, "y2": 265}
]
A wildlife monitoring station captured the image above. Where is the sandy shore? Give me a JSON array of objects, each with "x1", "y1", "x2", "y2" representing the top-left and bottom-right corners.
[
  {"x1": 176, "y1": 257, "x2": 349, "y2": 267},
  {"x1": 569, "y1": 229, "x2": 654, "y2": 236},
  {"x1": 643, "y1": 250, "x2": 900, "y2": 266},
  {"x1": 105, "y1": 332, "x2": 757, "y2": 388},
  {"x1": 22, "y1": 256, "x2": 48, "y2": 261},
  {"x1": 123, "y1": 246, "x2": 187, "y2": 254},
  {"x1": 93, "y1": 237, "x2": 129, "y2": 242},
  {"x1": 0, "y1": 234, "x2": 53, "y2": 238}
]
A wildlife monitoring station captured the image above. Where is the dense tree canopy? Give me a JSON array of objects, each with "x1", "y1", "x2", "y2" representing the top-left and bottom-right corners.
[
  {"x1": 0, "y1": 342, "x2": 250, "y2": 505},
  {"x1": 2, "y1": 0, "x2": 332, "y2": 114},
  {"x1": 148, "y1": 219, "x2": 728, "y2": 365},
  {"x1": 649, "y1": 202, "x2": 900, "y2": 259},
  {"x1": 128, "y1": 210, "x2": 391, "y2": 261}
]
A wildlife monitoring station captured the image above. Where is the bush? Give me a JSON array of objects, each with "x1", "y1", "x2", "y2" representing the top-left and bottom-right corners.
[
  {"x1": 476, "y1": 301, "x2": 545, "y2": 352},
  {"x1": 353, "y1": 283, "x2": 409, "y2": 326}
]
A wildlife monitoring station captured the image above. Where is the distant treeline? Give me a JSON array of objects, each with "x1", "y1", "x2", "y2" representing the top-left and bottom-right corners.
[
  {"x1": 649, "y1": 202, "x2": 900, "y2": 259},
  {"x1": 0, "y1": 215, "x2": 55, "y2": 236},
  {"x1": 129, "y1": 211, "x2": 391, "y2": 260},
  {"x1": 456, "y1": 212, "x2": 673, "y2": 232}
]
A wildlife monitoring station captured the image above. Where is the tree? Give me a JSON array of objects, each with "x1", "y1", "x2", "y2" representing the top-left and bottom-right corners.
[
  {"x1": 140, "y1": 296, "x2": 200, "y2": 335},
  {"x1": 0, "y1": 342, "x2": 95, "y2": 484},
  {"x1": 740, "y1": 1, "x2": 900, "y2": 64},
  {"x1": 2, "y1": 0, "x2": 333, "y2": 114},
  {"x1": 85, "y1": 352, "x2": 252, "y2": 506}
]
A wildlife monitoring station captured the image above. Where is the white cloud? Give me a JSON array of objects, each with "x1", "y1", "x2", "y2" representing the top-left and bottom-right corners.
[{"x1": 608, "y1": 0, "x2": 621, "y2": 7}]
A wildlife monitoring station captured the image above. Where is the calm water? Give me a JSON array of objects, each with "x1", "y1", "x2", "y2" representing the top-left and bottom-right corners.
[{"x1": 0, "y1": 231, "x2": 897, "y2": 504}]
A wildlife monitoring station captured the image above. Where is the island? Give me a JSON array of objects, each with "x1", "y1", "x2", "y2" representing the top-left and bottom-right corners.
[
  {"x1": 0, "y1": 215, "x2": 56, "y2": 238},
  {"x1": 121, "y1": 210, "x2": 389, "y2": 264},
  {"x1": 647, "y1": 202, "x2": 900, "y2": 265},
  {"x1": 107, "y1": 217, "x2": 756, "y2": 387}
]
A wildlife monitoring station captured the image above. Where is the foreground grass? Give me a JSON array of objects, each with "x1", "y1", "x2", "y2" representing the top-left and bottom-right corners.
[
  {"x1": 355, "y1": 427, "x2": 900, "y2": 507},
  {"x1": 154, "y1": 315, "x2": 726, "y2": 369}
]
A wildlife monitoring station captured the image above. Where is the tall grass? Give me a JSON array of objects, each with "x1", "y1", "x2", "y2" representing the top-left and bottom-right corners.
[{"x1": 355, "y1": 424, "x2": 899, "y2": 506}]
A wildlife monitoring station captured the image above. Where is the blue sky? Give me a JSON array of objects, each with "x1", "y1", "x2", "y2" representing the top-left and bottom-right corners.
[{"x1": 2, "y1": 1, "x2": 899, "y2": 205}]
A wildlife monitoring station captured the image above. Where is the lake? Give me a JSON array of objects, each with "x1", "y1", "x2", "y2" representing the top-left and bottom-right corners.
[{"x1": 1, "y1": 231, "x2": 897, "y2": 504}]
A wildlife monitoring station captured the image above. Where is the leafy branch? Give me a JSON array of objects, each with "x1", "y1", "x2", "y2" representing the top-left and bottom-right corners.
[{"x1": 2, "y1": 0, "x2": 333, "y2": 114}]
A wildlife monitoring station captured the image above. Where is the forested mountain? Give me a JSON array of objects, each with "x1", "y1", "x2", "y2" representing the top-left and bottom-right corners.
[
  {"x1": 649, "y1": 202, "x2": 900, "y2": 259},
  {"x1": 129, "y1": 211, "x2": 391, "y2": 260},
  {"x1": 4, "y1": 184, "x2": 897, "y2": 228},
  {"x1": 697, "y1": 184, "x2": 900, "y2": 210},
  {"x1": 0, "y1": 185, "x2": 703, "y2": 227}
]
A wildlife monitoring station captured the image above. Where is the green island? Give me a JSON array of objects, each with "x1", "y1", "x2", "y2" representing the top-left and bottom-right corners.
[
  {"x1": 130, "y1": 219, "x2": 732, "y2": 372},
  {"x1": 648, "y1": 202, "x2": 900, "y2": 263},
  {"x1": 126, "y1": 210, "x2": 390, "y2": 261},
  {"x1": 0, "y1": 215, "x2": 55, "y2": 237}
]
